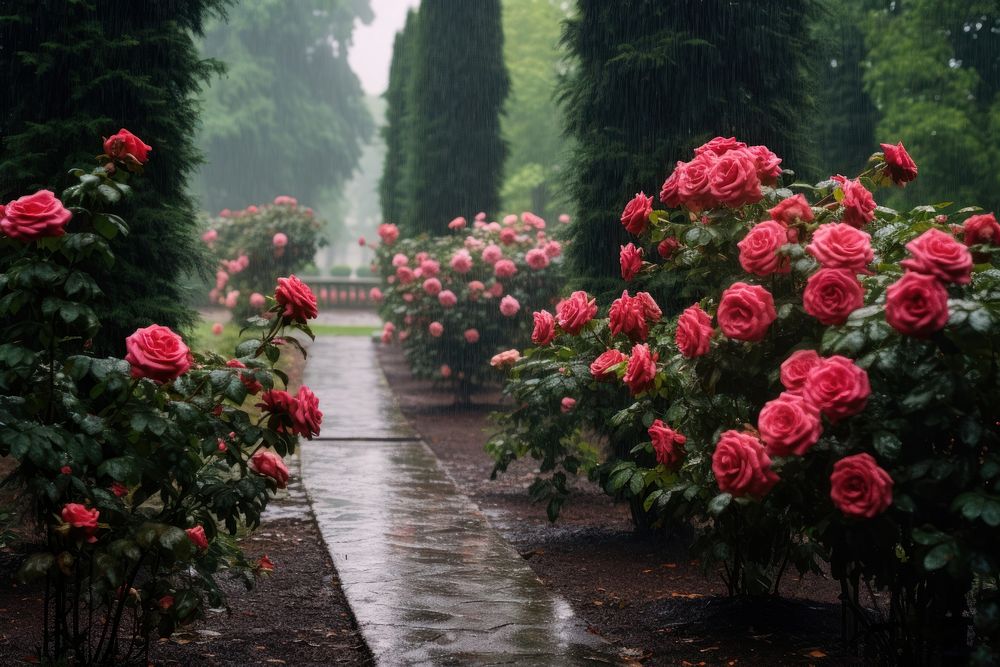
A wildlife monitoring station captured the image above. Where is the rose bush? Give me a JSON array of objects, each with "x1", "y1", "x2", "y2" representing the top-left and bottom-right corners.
[
  {"x1": 490, "y1": 138, "x2": 1000, "y2": 662},
  {"x1": 0, "y1": 139, "x2": 323, "y2": 664},
  {"x1": 201, "y1": 197, "x2": 324, "y2": 318},
  {"x1": 371, "y1": 213, "x2": 564, "y2": 399}
]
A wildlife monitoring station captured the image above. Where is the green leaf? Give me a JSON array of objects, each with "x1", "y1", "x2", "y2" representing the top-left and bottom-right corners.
[
  {"x1": 708, "y1": 492, "x2": 732, "y2": 516},
  {"x1": 873, "y1": 432, "x2": 902, "y2": 460},
  {"x1": 97, "y1": 457, "x2": 140, "y2": 484},
  {"x1": 923, "y1": 541, "x2": 957, "y2": 571},
  {"x1": 17, "y1": 553, "x2": 54, "y2": 582}
]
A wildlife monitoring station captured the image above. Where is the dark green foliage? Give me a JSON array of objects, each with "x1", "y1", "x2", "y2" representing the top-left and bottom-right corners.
[
  {"x1": 401, "y1": 0, "x2": 510, "y2": 235},
  {"x1": 0, "y1": 0, "x2": 231, "y2": 354},
  {"x1": 560, "y1": 0, "x2": 818, "y2": 299},
  {"x1": 197, "y1": 0, "x2": 374, "y2": 212},
  {"x1": 378, "y1": 9, "x2": 418, "y2": 225}
]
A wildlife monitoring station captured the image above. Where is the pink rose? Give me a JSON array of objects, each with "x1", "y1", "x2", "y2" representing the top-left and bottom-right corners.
[
  {"x1": 648, "y1": 419, "x2": 686, "y2": 468},
  {"x1": 758, "y1": 392, "x2": 823, "y2": 457},
  {"x1": 440, "y1": 364, "x2": 452, "y2": 378},
  {"x1": 62, "y1": 503, "x2": 100, "y2": 543},
  {"x1": 694, "y1": 136, "x2": 747, "y2": 156},
  {"x1": 526, "y1": 247, "x2": 550, "y2": 270},
  {"x1": 272, "y1": 232, "x2": 288, "y2": 248},
  {"x1": 103, "y1": 128, "x2": 152, "y2": 164},
  {"x1": 395, "y1": 266, "x2": 415, "y2": 284},
  {"x1": 711, "y1": 431, "x2": 779, "y2": 498},
  {"x1": 274, "y1": 195, "x2": 298, "y2": 207},
  {"x1": 621, "y1": 192, "x2": 653, "y2": 235},
  {"x1": 768, "y1": 194, "x2": 814, "y2": 225},
  {"x1": 559, "y1": 214, "x2": 571, "y2": 224},
  {"x1": 449, "y1": 216, "x2": 467, "y2": 230},
  {"x1": 125, "y1": 324, "x2": 191, "y2": 383},
  {"x1": 500, "y1": 227, "x2": 518, "y2": 245},
  {"x1": 227, "y1": 359, "x2": 262, "y2": 395},
  {"x1": 490, "y1": 349, "x2": 521, "y2": 368},
  {"x1": 623, "y1": 343, "x2": 658, "y2": 395},
  {"x1": 717, "y1": 282, "x2": 777, "y2": 342},
  {"x1": 806, "y1": 223, "x2": 874, "y2": 273},
  {"x1": 358, "y1": 236, "x2": 366, "y2": 246},
  {"x1": 556, "y1": 291, "x2": 598, "y2": 334},
  {"x1": 745, "y1": 145, "x2": 783, "y2": 185},
  {"x1": 110, "y1": 483, "x2": 129, "y2": 498},
  {"x1": 494, "y1": 259, "x2": 517, "y2": 278},
  {"x1": 780, "y1": 349, "x2": 822, "y2": 392},
  {"x1": 544, "y1": 240, "x2": 562, "y2": 258},
  {"x1": 532, "y1": 310, "x2": 556, "y2": 345},
  {"x1": 677, "y1": 153, "x2": 717, "y2": 211},
  {"x1": 962, "y1": 213, "x2": 1000, "y2": 248},
  {"x1": 438, "y1": 290, "x2": 457, "y2": 308},
  {"x1": 468, "y1": 280, "x2": 485, "y2": 293},
  {"x1": 464, "y1": 328, "x2": 480, "y2": 344},
  {"x1": 560, "y1": 397, "x2": 577, "y2": 413},
  {"x1": 201, "y1": 229, "x2": 218, "y2": 244},
  {"x1": 377, "y1": 223, "x2": 399, "y2": 245},
  {"x1": 523, "y1": 212, "x2": 546, "y2": 229},
  {"x1": 482, "y1": 244, "x2": 503, "y2": 264},
  {"x1": 211, "y1": 322, "x2": 223, "y2": 336},
  {"x1": 885, "y1": 271, "x2": 949, "y2": 337},
  {"x1": 609, "y1": 291, "x2": 648, "y2": 341},
  {"x1": 249, "y1": 292, "x2": 267, "y2": 309},
  {"x1": 428, "y1": 321, "x2": 444, "y2": 337},
  {"x1": 835, "y1": 177, "x2": 876, "y2": 228},
  {"x1": 186, "y1": 525, "x2": 209, "y2": 551},
  {"x1": 423, "y1": 277, "x2": 442, "y2": 296},
  {"x1": 489, "y1": 282, "x2": 505, "y2": 298},
  {"x1": 900, "y1": 228, "x2": 973, "y2": 285},
  {"x1": 803, "y1": 268, "x2": 864, "y2": 325},
  {"x1": 274, "y1": 275, "x2": 318, "y2": 323},
  {"x1": 392, "y1": 253, "x2": 409, "y2": 267},
  {"x1": 620, "y1": 243, "x2": 643, "y2": 281},
  {"x1": 804, "y1": 356, "x2": 870, "y2": 422},
  {"x1": 880, "y1": 142, "x2": 917, "y2": 186},
  {"x1": 291, "y1": 386, "x2": 322, "y2": 438},
  {"x1": 250, "y1": 450, "x2": 290, "y2": 488},
  {"x1": 659, "y1": 162, "x2": 684, "y2": 208},
  {"x1": 590, "y1": 349, "x2": 627, "y2": 380},
  {"x1": 675, "y1": 303, "x2": 713, "y2": 358},
  {"x1": 635, "y1": 292, "x2": 661, "y2": 321},
  {"x1": 657, "y1": 237, "x2": 680, "y2": 259},
  {"x1": 708, "y1": 149, "x2": 762, "y2": 207},
  {"x1": 830, "y1": 453, "x2": 893, "y2": 518},
  {"x1": 224, "y1": 290, "x2": 240, "y2": 310},
  {"x1": 738, "y1": 220, "x2": 791, "y2": 276},
  {"x1": 502, "y1": 214, "x2": 517, "y2": 225},
  {"x1": 500, "y1": 295, "x2": 520, "y2": 317},
  {"x1": 475, "y1": 212, "x2": 487, "y2": 221},
  {"x1": 450, "y1": 250, "x2": 473, "y2": 273},
  {"x1": 370, "y1": 287, "x2": 383, "y2": 302},
  {"x1": 420, "y1": 259, "x2": 440, "y2": 277},
  {"x1": 1, "y1": 190, "x2": 73, "y2": 240}
]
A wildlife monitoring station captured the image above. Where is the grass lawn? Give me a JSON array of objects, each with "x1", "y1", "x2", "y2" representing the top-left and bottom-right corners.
[{"x1": 190, "y1": 320, "x2": 378, "y2": 356}]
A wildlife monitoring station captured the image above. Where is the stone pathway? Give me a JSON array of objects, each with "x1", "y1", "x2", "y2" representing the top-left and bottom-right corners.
[{"x1": 300, "y1": 337, "x2": 620, "y2": 665}]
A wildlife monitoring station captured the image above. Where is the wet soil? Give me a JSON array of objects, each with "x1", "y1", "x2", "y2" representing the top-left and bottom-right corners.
[{"x1": 377, "y1": 343, "x2": 862, "y2": 666}]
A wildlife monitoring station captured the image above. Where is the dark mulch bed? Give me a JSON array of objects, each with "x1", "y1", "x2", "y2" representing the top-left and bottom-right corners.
[{"x1": 377, "y1": 342, "x2": 862, "y2": 666}]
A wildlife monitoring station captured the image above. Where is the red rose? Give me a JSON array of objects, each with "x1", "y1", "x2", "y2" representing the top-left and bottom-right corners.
[
  {"x1": 635, "y1": 291, "x2": 662, "y2": 321},
  {"x1": 660, "y1": 162, "x2": 685, "y2": 208},
  {"x1": 708, "y1": 149, "x2": 762, "y2": 207},
  {"x1": 830, "y1": 453, "x2": 893, "y2": 518},
  {"x1": 780, "y1": 349, "x2": 822, "y2": 392},
  {"x1": 291, "y1": 386, "x2": 322, "y2": 439},
  {"x1": 621, "y1": 192, "x2": 653, "y2": 235},
  {"x1": 802, "y1": 268, "x2": 865, "y2": 325},
  {"x1": 609, "y1": 291, "x2": 648, "y2": 341},
  {"x1": 769, "y1": 194, "x2": 814, "y2": 225},
  {"x1": 531, "y1": 310, "x2": 556, "y2": 345},
  {"x1": 648, "y1": 419, "x2": 686, "y2": 468},
  {"x1": 125, "y1": 324, "x2": 191, "y2": 383},
  {"x1": 590, "y1": 349, "x2": 627, "y2": 381},
  {"x1": 257, "y1": 389, "x2": 297, "y2": 434},
  {"x1": 1, "y1": 189, "x2": 73, "y2": 240},
  {"x1": 962, "y1": 213, "x2": 1000, "y2": 247},
  {"x1": 675, "y1": 303, "x2": 713, "y2": 358},
  {"x1": 678, "y1": 153, "x2": 717, "y2": 211},
  {"x1": 620, "y1": 243, "x2": 643, "y2": 281},
  {"x1": 258, "y1": 554, "x2": 276, "y2": 572},
  {"x1": 900, "y1": 228, "x2": 973, "y2": 285},
  {"x1": 657, "y1": 237, "x2": 680, "y2": 259},
  {"x1": 758, "y1": 392, "x2": 823, "y2": 457},
  {"x1": 694, "y1": 136, "x2": 747, "y2": 156},
  {"x1": 556, "y1": 291, "x2": 598, "y2": 334},
  {"x1": 226, "y1": 359, "x2": 262, "y2": 395},
  {"x1": 804, "y1": 356, "x2": 870, "y2": 423},
  {"x1": 885, "y1": 271, "x2": 949, "y2": 337},
  {"x1": 250, "y1": 450, "x2": 290, "y2": 488},
  {"x1": 62, "y1": 503, "x2": 100, "y2": 543},
  {"x1": 623, "y1": 343, "x2": 658, "y2": 395},
  {"x1": 745, "y1": 145, "x2": 783, "y2": 185},
  {"x1": 711, "y1": 430, "x2": 779, "y2": 498},
  {"x1": 275, "y1": 275, "x2": 319, "y2": 322},
  {"x1": 717, "y1": 282, "x2": 777, "y2": 342},
  {"x1": 835, "y1": 176, "x2": 876, "y2": 228},
  {"x1": 738, "y1": 220, "x2": 791, "y2": 276},
  {"x1": 103, "y1": 128, "x2": 152, "y2": 164},
  {"x1": 186, "y1": 525, "x2": 209, "y2": 551},
  {"x1": 806, "y1": 223, "x2": 874, "y2": 274},
  {"x1": 880, "y1": 142, "x2": 917, "y2": 186}
]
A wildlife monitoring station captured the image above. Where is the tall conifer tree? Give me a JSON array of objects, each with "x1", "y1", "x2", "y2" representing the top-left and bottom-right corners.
[
  {"x1": 0, "y1": 0, "x2": 230, "y2": 354},
  {"x1": 402, "y1": 0, "x2": 510, "y2": 235},
  {"x1": 379, "y1": 9, "x2": 418, "y2": 226}
]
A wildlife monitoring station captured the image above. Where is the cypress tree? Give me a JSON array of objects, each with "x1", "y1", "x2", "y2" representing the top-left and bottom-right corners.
[
  {"x1": 379, "y1": 9, "x2": 418, "y2": 226},
  {"x1": 402, "y1": 0, "x2": 510, "y2": 236},
  {"x1": 0, "y1": 0, "x2": 230, "y2": 354},
  {"x1": 561, "y1": 0, "x2": 817, "y2": 298}
]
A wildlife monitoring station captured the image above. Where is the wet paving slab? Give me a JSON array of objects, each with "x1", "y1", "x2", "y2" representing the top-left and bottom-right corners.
[{"x1": 301, "y1": 337, "x2": 621, "y2": 665}]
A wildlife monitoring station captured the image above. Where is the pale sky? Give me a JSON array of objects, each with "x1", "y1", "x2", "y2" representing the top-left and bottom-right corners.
[{"x1": 348, "y1": 0, "x2": 421, "y2": 97}]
